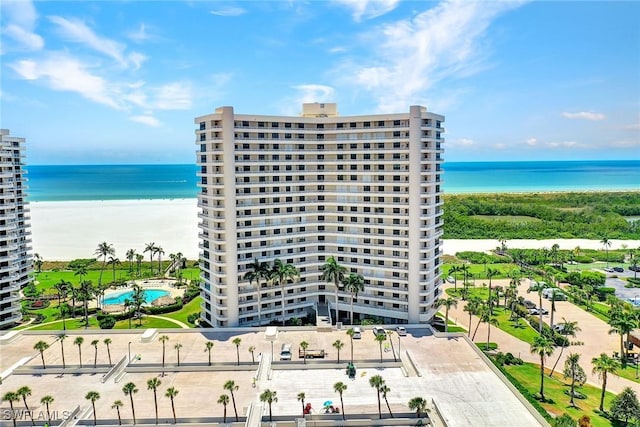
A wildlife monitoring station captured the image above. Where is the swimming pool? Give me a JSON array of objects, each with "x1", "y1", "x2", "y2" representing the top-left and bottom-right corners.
[{"x1": 103, "y1": 289, "x2": 169, "y2": 305}]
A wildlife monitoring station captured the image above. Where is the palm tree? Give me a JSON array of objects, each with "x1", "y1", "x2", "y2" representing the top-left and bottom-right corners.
[
  {"x1": 95, "y1": 242, "x2": 115, "y2": 289},
  {"x1": 248, "y1": 346, "x2": 256, "y2": 364},
  {"x1": 205, "y1": 341, "x2": 214, "y2": 366},
  {"x1": 481, "y1": 310, "x2": 500, "y2": 352},
  {"x1": 260, "y1": 389, "x2": 278, "y2": 422},
  {"x1": 77, "y1": 279, "x2": 94, "y2": 328},
  {"x1": 3, "y1": 392, "x2": 19, "y2": 427},
  {"x1": 91, "y1": 339, "x2": 99, "y2": 368},
  {"x1": 33, "y1": 340, "x2": 49, "y2": 369},
  {"x1": 375, "y1": 333, "x2": 386, "y2": 362},
  {"x1": 343, "y1": 272, "x2": 364, "y2": 325},
  {"x1": 300, "y1": 340, "x2": 309, "y2": 364},
  {"x1": 135, "y1": 254, "x2": 144, "y2": 276},
  {"x1": 448, "y1": 265, "x2": 461, "y2": 290},
  {"x1": 527, "y1": 280, "x2": 546, "y2": 332},
  {"x1": 334, "y1": 382, "x2": 347, "y2": 420},
  {"x1": 333, "y1": 339, "x2": 344, "y2": 363},
  {"x1": 124, "y1": 298, "x2": 133, "y2": 329},
  {"x1": 147, "y1": 377, "x2": 162, "y2": 424},
  {"x1": 601, "y1": 237, "x2": 612, "y2": 267},
  {"x1": 122, "y1": 382, "x2": 138, "y2": 424},
  {"x1": 156, "y1": 245, "x2": 165, "y2": 274},
  {"x1": 131, "y1": 284, "x2": 145, "y2": 326},
  {"x1": 144, "y1": 242, "x2": 156, "y2": 274},
  {"x1": 408, "y1": 397, "x2": 429, "y2": 419},
  {"x1": 592, "y1": 353, "x2": 620, "y2": 411},
  {"x1": 530, "y1": 335, "x2": 555, "y2": 401},
  {"x1": 175, "y1": 343, "x2": 183, "y2": 366},
  {"x1": 217, "y1": 394, "x2": 230, "y2": 423},
  {"x1": 244, "y1": 258, "x2": 270, "y2": 325},
  {"x1": 381, "y1": 384, "x2": 393, "y2": 418},
  {"x1": 159, "y1": 335, "x2": 169, "y2": 369},
  {"x1": 223, "y1": 380, "x2": 239, "y2": 422},
  {"x1": 53, "y1": 279, "x2": 70, "y2": 330},
  {"x1": 297, "y1": 392, "x2": 306, "y2": 417},
  {"x1": 39, "y1": 395, "x2": 55, "y2": 422},
  {"x1": 34, "y1": 252, "x2": 43, "y2": 273},
  {"x1": 464, "y1": 297, "x2": 481, "y2": 337},
  {"x1": 369, "y1": 375, "x2": 385, "y2": 419},
  {"x1": 346, "y1": 328, "x2": 356, "y2": 363},
  {"x1": 549, "y1": 318, "x2": 581, "y2": 377},
  {"x1": 108, "y1": 256, "x2": 121, "y2": 283},
  {"x1": 57, "y1": 333, "x2": 67, "y2": 368},
  {"x1": 320, "y1": 256, "x2": 347, "y2": 324},
  {"x1": 165, "y1": 387, "x2": 179, "y2": 424},
  {"x1": 112, "y1": 400, "x2": 124, "y2": 426},
  {"x1": 104, "y1": 338, "x2": 113, "y2": 366},
  {"x1": 85, "y1": 391, "x2": 100, "y2": 425},
  {"x1": 563, "y1": 353, "x2": 583, "y2": 407},
  {"x1": 126, "y1": 249, "x2": 136, "y2": 272},
  {"x1": 74, "y1": 336, "x2": 84, "y2": 368},
  {"x1": 609, "y1": 311, "x2": 638, "y2": 361},
  {"x1": 17, "y1": 386, "x2": 33, "y2": 425},
  {"x1": 435, "y1": 296, "x2": 458, "y2": 332},
  {"x1": 270, "y1": 259, "x2": 300, "y2": 326},
  {"x1": 486, "y1": 267, "x2": 501, "y2": 315},
  {"x1": 232, "y1": 337, "x2": 241, "y2": 366}
]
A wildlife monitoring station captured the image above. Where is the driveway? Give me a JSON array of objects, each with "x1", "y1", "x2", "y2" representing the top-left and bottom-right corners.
[{"x1": 444, "y1": 279, "x2": 640, "y2": 395}]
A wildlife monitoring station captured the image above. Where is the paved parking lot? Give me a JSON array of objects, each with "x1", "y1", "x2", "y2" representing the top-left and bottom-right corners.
[{"x1": 0, "y1": 327, "x2": 545, "y2": 426}]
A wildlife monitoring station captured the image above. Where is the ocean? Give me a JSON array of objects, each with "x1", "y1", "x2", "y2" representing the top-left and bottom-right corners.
[{"x1": 26, "y1": 160, "x2": 640, "y2": 202}]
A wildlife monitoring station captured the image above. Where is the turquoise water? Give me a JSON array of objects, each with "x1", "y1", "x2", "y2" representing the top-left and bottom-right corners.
[
  {"x1": 25, "y1": 161, "x2": 640, "y2": 201},
  {"x1": 103, "y1": 289, "x2": 169, "y2": 305}
]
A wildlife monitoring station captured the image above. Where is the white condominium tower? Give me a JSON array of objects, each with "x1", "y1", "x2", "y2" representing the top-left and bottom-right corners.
[
  {"x1": 196, "y1": 103, "x2": 444, "y2": 327},
  {"x1": 0, "y1": 129, "x2": 32, "y2": 329}
]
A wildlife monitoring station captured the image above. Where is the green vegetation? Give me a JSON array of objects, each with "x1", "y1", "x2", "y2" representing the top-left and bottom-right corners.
[
  {"x1": 444, "y1": 192, "x2": 640, "y2": 239},
  {"x1": 502, "y1": 362, "x2": 616, "y2": 426}
]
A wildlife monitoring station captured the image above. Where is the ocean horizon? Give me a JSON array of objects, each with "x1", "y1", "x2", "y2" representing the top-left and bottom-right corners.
[{"x1": 26, "y1": 160, "x2": 640, "y2": 202}]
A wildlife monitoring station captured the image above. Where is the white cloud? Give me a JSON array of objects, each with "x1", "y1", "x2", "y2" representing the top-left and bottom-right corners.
[
  {"x1": 48, "y1": 16, "x2": 145, "y2": 70},
  {"x1": 1, "y1": 0, "x2": 43, "y2": 51},
  {"x1": 340, "y1": 1, "x2": 526, "y2": 112},
  {"x1": 127, "y1": 23, "x2": 152, "y2": 43},
  {"x1": 328, "y1": 46, "x2": 348, "y2": 54},
  {"x1": 334, "y1": 0, "x2": 400, "y2": 22},
  {"x1": 561, "y1": 111, "x2": 605, "y2": 121},
  {"x1": 526, "y1": 137, "x2": 537, "y2": 146},
  {"x1": 452, "y1": 138, "x2": 475, "y2": 147},
  {"x1": 210, "y1": 6, "x2": 246, "y2": 17},
  {"x1": 152, "y1": 82, "x2": 192, "y2": 110},
  {"x1": 546, "y1": 141, "x2": 578, "y2": 149},
  {"x1": 3, "y1": 24, "x2": 44, "y2": 50},
  {"x1": 9, "y1": 54, "x2": 121, "y2": 109},
  {"x1": 610, "y1": 140, "x2": 640, "y2": 148},
  {"x1": 292, "y1": 84, "x2": 335, "y2": 104},
  {"x1": 129, "y1": 115, "x2": 160, "y2": 127}
]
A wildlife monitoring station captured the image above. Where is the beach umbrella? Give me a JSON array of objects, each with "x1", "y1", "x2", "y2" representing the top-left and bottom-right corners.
[{"x1": 323, "y1": 400, "x2": 332, "y2": 407}]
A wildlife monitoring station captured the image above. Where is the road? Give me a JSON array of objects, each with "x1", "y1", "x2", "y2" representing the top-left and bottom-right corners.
[{"x1": 444, "y1": 278, "x2": 640, "y2": 395}]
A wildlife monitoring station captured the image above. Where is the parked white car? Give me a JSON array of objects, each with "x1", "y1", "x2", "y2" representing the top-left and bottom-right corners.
[{"x1": 395, "y1": 326, "x2": 407, "y2": 336}]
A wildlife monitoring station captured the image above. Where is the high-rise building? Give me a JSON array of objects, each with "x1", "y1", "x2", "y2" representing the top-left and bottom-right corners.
[
  {"x1": 196, "y1": 104, "x2": 444, "y2": 327},
  {"x1": 0, "y1": 129, "x2": 32, "y2": 329}
]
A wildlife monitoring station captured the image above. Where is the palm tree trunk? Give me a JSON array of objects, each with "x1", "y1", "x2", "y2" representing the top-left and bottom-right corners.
[
  {"x1": 281, "y1": 281, "x2": 286, "y2": 327},
  {"x1": 116, "y1": 407, "x2": 121, "y2": 425},
  {"x1": 257, "y1": 281, "x2": 262, "y2": 326},
  {"x1": 549, "y1": 346, "x2": 565, "y2": 377},
  {"x1": 335, "y1": 279, "x2": 339, "y2": 325},
  {"x1": 94, "y1": 348, "x2": 97, "y2": 367},
  {"x1": 350, "y1": 296, "x2": 354, "y2": 325},
  {"x1": 599, "y1": 375, "x2": 607, "y2": 411},
  {"x1": 539, "y1": 356, "x2": 545, "y2": 400},
  {"x1": 231, "y1": 392, "x2": 238, "y2": 422},
  {"x1": 171, "y1": 399, "x2": 176, "y2": 423},
  {"x1": 340, "y1": 395, "x2": 345, "y2": 420},
  {"x1": 377, "y1": 392, "x2": 382, "y2": 419},
  {"x1": 570, "y1": 376, "x2": 576, "y2": 407},
  {"x1": 154, "y1": 392, "x2": 158, "y2": 424},
  {"x1": 486, "y1": 322, "x2": 491, "y2": 351},
  {"x1": 444, "y1": 308, "x2": 449, "y2": 333},
  {"x1": 384, "y1": 396, "x2": 393, "y2": 417},
  {"x1": 107, "y1": 346, "x2": 112, "y2": 365},
  {"x1": 472, "y1": 318, "x2": 482, "y2": 340},
  {"x1": 129, "y1": 396, "x2": 136, "y2": 424},
  {"x1": 92, "y1": 403, "x2": 97, "y2": 425},
  {"x1": 468, "y1": 313, "x2": 472, "y2": 337}
]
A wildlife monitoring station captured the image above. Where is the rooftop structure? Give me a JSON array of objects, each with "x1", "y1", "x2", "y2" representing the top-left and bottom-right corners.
[
  {"x1": 195, "y1": 104, "x2": 445, "y2": 328},
  {"x1": 0, "y1": 129, "x2": 32, "y2": 329}
]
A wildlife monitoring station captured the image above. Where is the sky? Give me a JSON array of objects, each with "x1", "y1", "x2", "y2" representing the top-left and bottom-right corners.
[{"x1": 1, "y1": 0, "x2": 639, "y2": 165}]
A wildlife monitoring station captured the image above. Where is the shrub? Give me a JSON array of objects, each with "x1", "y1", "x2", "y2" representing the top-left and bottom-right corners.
[
  {"x1": 142, "y1": 301, "x2": 184, "y2": 315},
  {"x1": 98, "y1": 315, "x2": 116, "y2": 329},
  {"x1": 187, "y1": 312, "x2": 200, "y2": 324},
  {"x1": 456, "y1": 251, "x2": 506, "y2": 264},
  {"x1": 594, "y1": 287, "x2": 616, "y2": 301}
]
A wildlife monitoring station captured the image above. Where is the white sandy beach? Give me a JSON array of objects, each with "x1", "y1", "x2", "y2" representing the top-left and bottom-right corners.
[{"x1": 29, "y1": 199, "x2": 640, "y2": 261}]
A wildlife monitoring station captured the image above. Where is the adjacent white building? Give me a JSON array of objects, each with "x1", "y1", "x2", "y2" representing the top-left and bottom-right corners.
[
  {"x1": 196, "y1": 104, "x2": 444, "y2": 327},
  {"x1": 0, "y1": 129, "x2": 32, "y2": 329}
]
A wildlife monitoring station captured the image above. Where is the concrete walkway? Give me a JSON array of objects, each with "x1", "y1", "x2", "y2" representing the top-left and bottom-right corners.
[
  {"x1": 444, "y1": 279, "x2": 640, "y2": 395},
  {"x1": 147, "y1": 314, "x2": 190, "y2": 328}
]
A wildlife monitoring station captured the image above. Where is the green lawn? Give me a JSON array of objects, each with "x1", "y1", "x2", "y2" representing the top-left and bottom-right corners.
[
  {"x1": 472, "y1": 215, "x2": 542, "y2": 223},
  {"x1": 163, "y1": 296, "x2": 202, "y2": 326},
  {"x1": 442, "y1": 263, "x2": 518, "y2": 281},
  {"x1": 27, "y1": 317, "x2": 100, "y2": 331},
  {"x1": 113, "y1": 316, "x2": 180, "y2": 329},
  {"x1": 504, "y1": 362, "x2": 616, "y2": 426},
  {"x1": 613, "y1": 363, "x2": 640, "y2": 384}
]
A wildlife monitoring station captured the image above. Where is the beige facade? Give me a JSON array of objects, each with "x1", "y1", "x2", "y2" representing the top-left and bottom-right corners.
[
  {"x1": 0, "y1": 129, "x2": 32, "y2": 329},
  {"x1": 195, "y1": 104, "x2": 444, "y2": 327}
]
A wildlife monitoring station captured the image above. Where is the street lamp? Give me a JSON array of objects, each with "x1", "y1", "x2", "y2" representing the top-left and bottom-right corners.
[{"x1": 128, "y1": 342, "x2": 132, "y2": 363}]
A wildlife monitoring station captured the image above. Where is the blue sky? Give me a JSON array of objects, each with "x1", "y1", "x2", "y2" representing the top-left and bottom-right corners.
[{"x1": 1, "y1": 0, "x2": 639, "y2": 164}]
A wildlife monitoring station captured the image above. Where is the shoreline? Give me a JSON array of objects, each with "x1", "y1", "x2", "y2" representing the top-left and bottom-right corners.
[{"x1": 29, "y1": 198, "x2": 639, "y2": 261}]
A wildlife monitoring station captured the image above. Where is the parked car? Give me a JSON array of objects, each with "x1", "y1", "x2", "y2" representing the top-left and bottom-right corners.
[
  {"x1": 630, "y1": 265, "x2": 640, "y2": 272},
  {"x1": 553, "y1": 324, "x2": 568, "y2": 334},
  {"x1": 395, "y1": 326, "x2": 407, "y2": 336},
  {"x1": 613, "y1": 267, "x2": 624, "y2": 273},
  {"x1": 446, "y1": 276, "x2": 455, "y2": 283},
  {"x1": 373, "y1": 326, "x2": 387, "y2": 338},
  {"x1": 523, "y1": 300, "x2": 536, "y2": 309},
  {"x1": 530, "y1": 308, "x2": 549, "y2": 315},
  {"x1": 604, "y1": 267, "x2": 614, "y2": 273},
  {"x1": 551, "y1": 292, "x2": 567, "y2": 301},
  {"x1": 352, "y1": 327, "x2": 362, "y2": 339}
]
